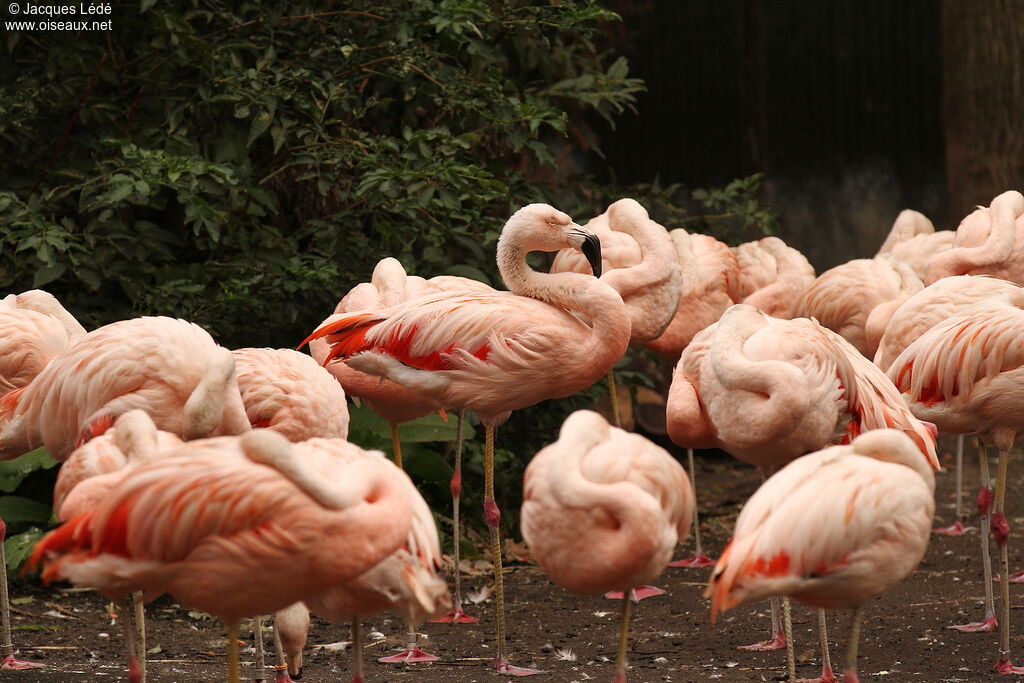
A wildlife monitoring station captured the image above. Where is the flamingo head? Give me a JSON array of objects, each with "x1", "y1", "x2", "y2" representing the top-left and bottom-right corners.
[{"x1": 503, "y1": 203, "x2": 603, "y2": 277}]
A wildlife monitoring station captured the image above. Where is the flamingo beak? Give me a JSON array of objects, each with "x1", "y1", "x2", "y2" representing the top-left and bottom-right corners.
[{"x1": 570, "y1": 227, "x2": 603, "y2": 278}]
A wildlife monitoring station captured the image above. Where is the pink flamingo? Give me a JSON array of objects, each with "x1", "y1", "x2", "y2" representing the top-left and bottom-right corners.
[
  {"x1": 30, "y1": 429, "x2": 421, "y2": 683},
  {"x1": 310, "y1": 257, "x2": 491, "y2": 628},
  {"x1": 521, "y1": 410, "x2": 693, "y2": 683},
  {"x1": 0, "y1": 316, "x2": 251, "y2": 461},
  {"x1": 875, "y1": 275, "x2": 1021, "y2": 543},
  {"x1": 0, "y1": 289, "x2": 85, "y2": 394},
  {"x1": 796, "y1": 257, "x2": 923, "y2": 358},
  {"x1": 667, "y1": 303, "x2": 937, "y2": 679},
  {"x1": 549, "y1": 199, "x2": 683, "y2": 425},
  {"x1": 731, "y1": 236, "x2": 816, "y2": 319},
  {"x1": 274, "y1": 437, "x2": 451, "y2": 682},
  {"x1": 875, "y1": 209, "x2": 955, "y2": 280},
  {"x1": 925, "y1": 189, "x2": 1024, "y2": 285},
  {"x1": 303, "y1": 203, "x2": 630, "y2": 676},
  {"x1": 232, "y1": 347, "x2": 350, "y2": 441},
  {"x1": 889, "y1": 295, "x2": 1024, "y2": 672},
  {"x1": 707, "y1": 429, "x2": 936, "y2": 683}
]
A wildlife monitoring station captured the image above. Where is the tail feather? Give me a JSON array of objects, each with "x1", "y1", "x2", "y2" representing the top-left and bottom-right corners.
[
  {"x1": 298, "y1": 313, "x2": 382, "y2": 363},
  {"x1": 25, "y1": 512, "x2": 92, "y2": 577}
]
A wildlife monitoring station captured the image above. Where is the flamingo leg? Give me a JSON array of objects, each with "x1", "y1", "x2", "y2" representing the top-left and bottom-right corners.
[
  {"x1": 431, "y1": 410, "x2": 479, "y2": 624},
  {"x1": 782, "y1": 597, "x2": 796, "y2": 682},
  {"x1": 121, "y1": 596, "x2": 141, "y2": 683},
  {"x1": 841, "y1": 606, "x2": 864, "y2": 683},
  {"x1": 252, "y1": 615, "x2": 266, "y2": 682},
  {"x1": 351, "y1": 619, "x2": 365, "y2": 683},
  {"x1": 484, "y1": 425, "x2": 543, "y2": 677},
  {"x1": 390, "y1": 422, "x2": 403, "y2": 469},
  {"x1": 792, "y1": 609, "x2": 836, "y2": 682},
  {"x1": 271, "y1": 618, "x2": 294, "y2": 683},
  {"x1": 228, "y1": 621, "x2": 242, "y2": 683},
  {"x1": 606, "y1": 371, "x2": 622, "y2": 428},
  {"x1": 992, "y1": 448, "x2": 1024, "y2": 673},
  {"x1": 949, "y1": 443, "x2": 997, "y2": 632},
  {"x1": 613, "y1": 590, "x2": 631, "y2": 683},
  {"x1": 668, "y1": 448, "x2": 715, "y2": 567},
  {"x1": 934, "y1": 434, "x2": 968, "y2": 535},
  {"x1": 738, "y1": 596, "x2": 786, "y2": 651},
  {"x1": 132, "y1": 591, "x2": 147, "y2": 683},
  {"x1": 0, "y1": 519, "x2": 43, "y2": 670}
]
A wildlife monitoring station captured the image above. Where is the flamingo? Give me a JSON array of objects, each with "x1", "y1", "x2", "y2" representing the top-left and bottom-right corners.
[
  {"x1": 274, "y1": 436, "x2": 451, "y2": 682},
  {"x1": 0, "y1": 289, "x2": 85, "y2": 394},
  {"x1": 731, "y1": 236, "x2": 816, "y2": 319},
  {"x1": 888, "y1": 296, "x2": 1024, "y2": 672},
  {"x1": 521, "y1": 410, "x2": 693, "y2": 683},
  {"x1": 303, "y1": 202, "x2": 631, "y2": 676},
  {"x1": 309, "y1": 257, "x2": 491, "y2": 628},
  {"x1": 666, "y1": 303, "x2": 938, "y2": 679},
  {"x1": 875, "y1": 209, "x2": 955, "y2": 280},
  {"x1": 0, "y1": 316, "x2": 251, "y2": 461},
  {"x1": 925, "y1": 190, "x2": 1024, "y2": 285},
  {"x1": 875, "y1": 275, "x2": 1021, "y2": 545},
  {"x1": 707, "y1": 429, "x2": 936, "y2": 683},
  {"x1": 549, "y1": 199, "x2": 683, "y2": 425},
  {"x1": 795, "y1": 257, "x2": 923, "y2": 358},
  {"x1": 29, "y1": 429, "x2": 420, "y2": 683}
]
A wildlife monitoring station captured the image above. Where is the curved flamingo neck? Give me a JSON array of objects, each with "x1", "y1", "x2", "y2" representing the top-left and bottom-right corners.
[{"x1": 497, "y1": 234, "x2": 630, "y2": 354}]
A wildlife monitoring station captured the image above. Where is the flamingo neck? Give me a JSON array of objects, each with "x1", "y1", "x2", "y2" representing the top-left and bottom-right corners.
[{"x1": 497, "y1": 235, "x2": 630, "y2": 352}]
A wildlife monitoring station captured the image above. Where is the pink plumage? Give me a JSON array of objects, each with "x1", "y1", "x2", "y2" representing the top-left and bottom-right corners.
[
  {"x1": 0, "y1": 289, "x2": 85, "y2": 394},
  {"x1": 731, "y1": 236, "x2": 816, "y2": 319},
  {"x1": 232, "y1": 347, "x2": 350, "y2": 441},
  {"x1": 925, "y1": 189, "x2": 1024, "y2": 285},
  {"x1": 0, "y1": 316, "x2": 250, "y2": 461},
  {"x1": 522, "y1": 410, "x2": 693, "y2": 595},
  {"x1": 667, "y1": 304, "x2": 938, "y2": 471}
]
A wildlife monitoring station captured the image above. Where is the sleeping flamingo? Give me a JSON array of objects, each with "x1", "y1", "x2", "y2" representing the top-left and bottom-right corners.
[
  {"x1": 0, "y1": 316, "x2": 251, "y2": 461},
  {"x1": 303, "y1": 202, "x2": 630, "y2": 676},
  {"x1": 731, "y1": 236, "x2": 816, "y2": 319},
  {"x1": 889, "y1": 295, "x2": 1024, "y2": 672},
  {"x1": 521, "y1": 410, "x2": 693, "y2": 682},
  {"x1": 707, "y1": 429, "x2": 935, "y2": 683},
  {"x1": 30, "y1": 429, "x2": 421, "y2": 683},
  {"x1": 667, "y1": 303, "x2": 937, "y2": 680},
  {"x1": 875, "y1": 209, "x2": 955, "y2": 280},
  {"x1": 0, "y1": 289, "x2": 85, "y2": 394},
  {"x1": 925, "y1": 190, "x2": 1024, "y2": 285}
]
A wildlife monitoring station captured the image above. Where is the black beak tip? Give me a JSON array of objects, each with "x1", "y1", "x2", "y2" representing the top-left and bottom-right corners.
[{"x1": 581, "y1": 233, "x2": 603, "y2": 278}]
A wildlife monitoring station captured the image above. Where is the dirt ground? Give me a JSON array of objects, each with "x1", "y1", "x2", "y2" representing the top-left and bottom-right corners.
[{"x1": 4, "y1": 436, "x2": 1019, "y2": 682}]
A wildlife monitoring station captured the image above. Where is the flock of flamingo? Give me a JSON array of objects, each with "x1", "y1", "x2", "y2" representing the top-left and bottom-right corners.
[{"x1": 0, "y1": 191, "x2": 1023, "y2": 682}]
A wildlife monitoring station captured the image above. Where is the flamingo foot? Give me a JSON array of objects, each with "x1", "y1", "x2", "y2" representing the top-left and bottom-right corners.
[
  {"x1": 604, "y1": 586, "x2": 666, "y2": 602},
  {"x1": 995, "y1": 659, "x2": 1024, "y2": 674},
  {"x1": 1, "y1": 654, "x2": 44, "y2": 670},
  {"x1": 667, "y1": 552, "x2": 716, "y2": 567},
  {"x1": 947, "y1": 616, "x2": 998, "y2": 632},
  {"x1": 274, "y1": 667, "x2": 295, "y2": 683},
  {"x1": 841, "y1": 669, "x2": 859, "y2": 683},
  {"x1": 378, "y1": 647, "x2": 441, "y2": 664},
  {"x1": 494, "y1": 655, "x2": 545, "y2": 676},
  {"x1": 126, "y1": 656, "x2": 142, "y2": 683},
  {"x1": 736, "y1": 632, "x2": 786, "y2": 651},
  {"x1": 612, "y1": 672, "x2": 626, "y2": 683},
  {"x1": 351, "y1": 676, "x2": 365, "y2": 683},
  {"x1": 994, "y1": 569, "x2": 1024, "y2": 583},
  {"x1": 429, "y1": 608, "x2": 479, "y2": 624},
  {"x1": 932, "y1": 520, "x2": 969, "y2": 536}
]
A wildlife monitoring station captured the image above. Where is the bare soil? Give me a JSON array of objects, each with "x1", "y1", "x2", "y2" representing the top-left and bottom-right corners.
[{"x1": 3, "y1": 437, "x2": 1013, "y2": 682}]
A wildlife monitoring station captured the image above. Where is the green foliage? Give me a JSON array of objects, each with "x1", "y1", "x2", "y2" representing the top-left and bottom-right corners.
[{"x1": 0, "y1": 449, "x2": 58, "y2": 494}]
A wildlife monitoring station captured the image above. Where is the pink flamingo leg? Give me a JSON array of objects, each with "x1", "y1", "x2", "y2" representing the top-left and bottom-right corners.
[
  {"x1": 668, "y1": 449, "x2": 716, "y2": 567},
  {"x1": 949, "y1": 445, "x2": 998, "y2": 632},
  {"x1": 738, "y1": 596, "x2": 786, "y2": 651},
  {"x1": 0, "y1": 519, "x2": 43, "y2": 670},
  {"x1": 604, "y1": 587, "x2": 666, "y2": 601},
  {"x1": 270, "y1": 624, "x2": 294, "y2": 683},
  {"x1": 483, "y1": 426, "x2": 544, "y2": 677},
  {"x1": 351, "y1": 619, "x2": 365, "y2": 683},
  {"x1": 791, "y1": 610, "x2": 836, "y2": 682},
  {"x1": 430, "y1": 412, "x2": 479, "y2": 625}
]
